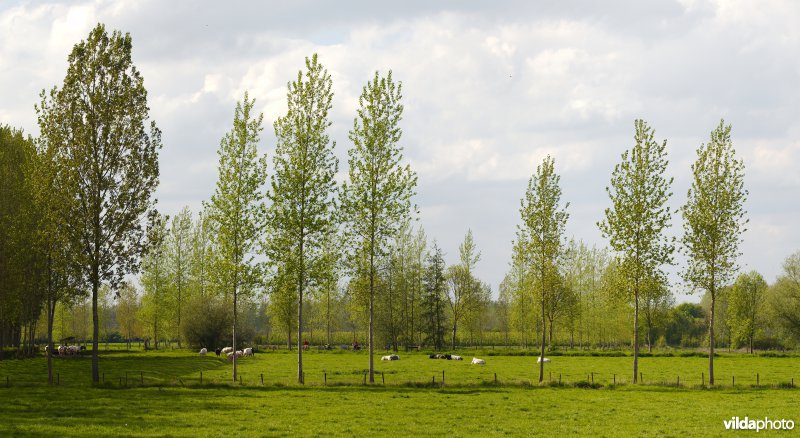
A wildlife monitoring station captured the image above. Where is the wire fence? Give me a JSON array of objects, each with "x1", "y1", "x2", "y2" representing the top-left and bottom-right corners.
[{"x1": 1, "y1": 369, "x2": 796, "y2": 390}]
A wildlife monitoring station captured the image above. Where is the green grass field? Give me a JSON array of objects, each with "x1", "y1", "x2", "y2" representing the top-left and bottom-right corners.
[{"x1": 0, "y1": 348, "x2": 798, "y2": 436}]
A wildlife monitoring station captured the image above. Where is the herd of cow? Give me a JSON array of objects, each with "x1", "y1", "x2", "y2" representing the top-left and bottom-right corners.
[
  {"x1": 44, "y1": 345, "x2": 85, "y2": 356},
  {"x1": 198, "y1": 347, "x2": 254, "y2": 361}
]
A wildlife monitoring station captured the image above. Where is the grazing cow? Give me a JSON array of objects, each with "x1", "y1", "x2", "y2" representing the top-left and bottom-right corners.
[
  {"x1": 215, "y1": 348, "x2": 222, "y2": 357},
  {"x1": 537, "y1": 357, "x2": 551, "y2": 363},
  {"x1": 199, "y1": 348, "x2": 207, "y2": 356},
  {"x1": 471, "y1": 357, "x2": 486, "y2": 365},
  {"x1": 451, "y1": 355, "x2": 463, "y2": 361},
  {"x1": 221, "y1": 347, "x2": 233, "y2": 355},
  {"x1": 242, "y1": 347, "x2": 253, "y2": 357},
  {"x1": 227, "y1": 351, "x2": 242, "y2": 361}
]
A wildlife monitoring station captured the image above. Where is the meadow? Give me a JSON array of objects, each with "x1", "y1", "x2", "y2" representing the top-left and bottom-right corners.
[{"x1": 0, "y1": 347, "x2": 798, "y2": 436}]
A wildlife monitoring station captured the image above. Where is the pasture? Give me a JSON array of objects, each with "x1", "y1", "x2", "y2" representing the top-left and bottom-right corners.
[{"x1": 0, "y1": 348, "x2": 798, "y2": 436}]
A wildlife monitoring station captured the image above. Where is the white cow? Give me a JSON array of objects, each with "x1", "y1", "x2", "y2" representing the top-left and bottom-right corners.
[
  {"x1": 242, "y1": 347, "x2": 253, "y2": 357},
  {"x1": 451, "y1": 355, "x2": 463, "y2": 361},
  {"x1": 381, "y1": 355, "x2": 400, "y2": 361},
  {"x1": 537, "y1": 357, "x2": 551, "y2": 363},
  {"x1": 221, "y1": 347, "x2": 233, "y2": 355},
  {"x1": 199, "y1": 348, "x2": 207, "y2": 356},
  {"x1": 227, "y1": 351, "x2": 243, "y2": 361},
  {"x1": 471, "y1": 357, "x2": 486, "y2": 365}
]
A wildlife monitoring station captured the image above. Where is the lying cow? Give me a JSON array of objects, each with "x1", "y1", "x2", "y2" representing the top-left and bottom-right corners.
[
  {"x1": 471, "y1": 357, "x2": 486, "y2": 365},
  {"x1": 381, "y1": 355, "x2": 400, "y2": 361},
  {"x1": 451, "y1": 355, "x2": 463, "y2": 361},
  {"x1": 537, "y1": 357, "x2": 551, "y2": 363}
]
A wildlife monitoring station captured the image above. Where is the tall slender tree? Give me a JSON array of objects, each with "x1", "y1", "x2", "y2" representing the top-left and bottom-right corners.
[
  {"x1": 519, "y1": 155, "x2": 569, "y2": 383},
  {"x1": 728, "y1": 271, "x2": 767, "y2": 353},
  {"x1": 30, "y1": 135, "x2": 82, "y2": 382},
  {"x1": 598, "y1": 120, "x2": 674, "y2": 384},
  {"x1": 681, "y1": 120, "x2": 747, "y2": 384},
  {"x1": 207, "y1": 92, "x2": 267, "y2": 382},
  {"x1": 140, "y1": 214, "x2": 169, "y2": 349},
  {"x1": 36, "y1": 24, "x2": 161, "y2": 383},
  {"x1": 267, "y1": 54, "x2": 338, "y2": 384},
  {"x1": 446, "y1": 229, "x2": 483, "y2": 349},
  {"x1": 168, "y1": 207, "x2": 193, "y2": 347},
  {"x1": 340, "y1": 71, "x2": 417, "y2": 383}
]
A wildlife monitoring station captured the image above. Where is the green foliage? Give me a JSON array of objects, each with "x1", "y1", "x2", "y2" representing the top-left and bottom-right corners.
[
  {"x1": 519, "y1": 155, "x2": 569, "y2": 381},
  {"x1": 182, "y1": 297, "x2": 232, "y2": 349},
  {"x1": 446, "y1": 230, "x2": 485, "y2": 349},
  {"x1": 727, "y1": 271, "x2": 767, "y2": 352},
  {"x1": 340, "y1": 70, "x2": 417, "y2": 381},
  {"x1": 598, "y1": 119, "x2": 674, "y2": 383},
  {"x1": 681, "y1": 120, "x2": 748, "y2": 384},
  {"x1": 36, "y1": 23, "x2": 161, "y2": 382},
  {"x1": 765, "y1": 252, "x2": 800, "y2": 346},
  {"x1": 267, "y1": 54, "x2": 339, "y2": 382},
  {"x1": 421, "y1": 243, "x2": 447, "y2": 350},
  {"x1": 168, "y1": 207, "x2": 194, "y2": 345},
  {"x1": 139, "y1": 214, "x2": 171, "y2": 347},
  {"x1": 207, "y1": 92, "x2": 267, "y2": 381}
]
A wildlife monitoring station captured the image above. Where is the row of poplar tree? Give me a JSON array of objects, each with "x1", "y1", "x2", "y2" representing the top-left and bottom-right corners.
[{"x1": 2, "y1": 23, "x2": 800, "y2": 388}]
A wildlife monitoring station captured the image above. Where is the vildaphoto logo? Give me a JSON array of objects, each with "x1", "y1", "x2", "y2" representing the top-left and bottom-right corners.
[{"x1": 724, "y1": 417, "x2": 795, "y2": 432}]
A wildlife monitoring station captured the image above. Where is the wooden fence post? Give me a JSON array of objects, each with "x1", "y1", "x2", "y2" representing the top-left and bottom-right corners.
[
  {"x1": 613, "y1": 374, "x2": 615, "y2": 385},
  {"x1": 757, "y1": 373, "x2": 759, "y2": 386},
  {"x1": 702, "y1": 372, "x2": 704, "y2": 386},
  {"x1": 261, "y1": 373, "x2": 264, "y2": 385}
]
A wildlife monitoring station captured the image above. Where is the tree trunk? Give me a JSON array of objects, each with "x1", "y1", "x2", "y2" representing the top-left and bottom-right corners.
[
  {"x1": 539, "y1": 281, "x2": 546, "y2": 383},
  {"x1": 232, "y1": 288, "x2": 237, "y2": 383},
  {"x1": 633, "y1": 291, "x2": 639, "y2": 384},
  {"x1": 451, "y1": 321, "x2": 457, "y2": 350},
  {"x1": 368, "y1": 250, "x2": 375, "y2": 384},
  {"x1": 548, "y1": 318, "x2": 554, "y2": 346},
  {"x1": 326, "y1": 287, "x2": 331, "y2": 348},
  {"x1": 91, "y1": 262, "x2": 100, "y2": 384},
  {"x1": 297, "y1": 274, "x2": 304, "y2": 384},
  {"x1": 47, "y1": 298, "x2": 55, "y2": 385},
  {"x1": 709, "y1": 291, "x2": 715, "y2": 385}
]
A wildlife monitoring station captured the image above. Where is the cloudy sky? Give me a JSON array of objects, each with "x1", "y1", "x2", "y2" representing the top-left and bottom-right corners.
[{"x1": 2, "y1": 0, "x2": 798, "y2": 301}]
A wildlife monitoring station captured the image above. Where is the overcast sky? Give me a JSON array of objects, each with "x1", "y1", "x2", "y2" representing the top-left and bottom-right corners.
[{"x1": 2, "y1": 0, "x2": 799, "y2": 302}]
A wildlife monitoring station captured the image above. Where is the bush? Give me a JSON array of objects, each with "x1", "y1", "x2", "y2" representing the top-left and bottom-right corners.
[{"x1": 182, "y1": 299, "x2": 232, "y2": 349}]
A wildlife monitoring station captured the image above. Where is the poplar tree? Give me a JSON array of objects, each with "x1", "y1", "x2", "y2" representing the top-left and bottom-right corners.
[
  {"x1": 598, "y1": 120, "x2": 674, "y2": 384},
  {"x1": 36, "y1": 24, "x2": 161, "y2": 383},
  {"x1": 267, "y1": 54, "x2": 338, "y2": 384},
  {"x1": 519, "y1": 155, "x2": 569, "y2": 383},
  {"x1": 140, "y1": 214, "x2": 169, "y2": 350},
  {"x1": 207, "y1": 92, "x2": 267, "y2": 382},
  {"x1": 168, "y1": 207, "x2": 193, "y2": 347},
  {"x1": 30, "y1": 136, "x2": 82, "y2": 383},
  {"x1": 446, "y1": 229, "x2": 483, "y2": 349},
  {"x1": 681, "y1": 120, "x2": 747, "y2": 384},
  {"x1": 340, "y1": 71, "x2": 417, "y2": 382},
  {"x1": 728, "y1": 271, "x2": 766, "y2": 353}
]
